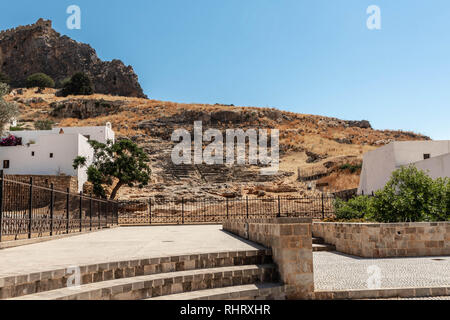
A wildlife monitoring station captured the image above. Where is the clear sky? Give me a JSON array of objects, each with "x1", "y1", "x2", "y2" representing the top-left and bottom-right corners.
[{"x1": 1, "y1": 0, "x2": 449, "y2": 139}]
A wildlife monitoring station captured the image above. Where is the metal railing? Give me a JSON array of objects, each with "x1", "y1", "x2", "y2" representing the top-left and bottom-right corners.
[
  {"x1": 0, "y1": 171, "x2": 119, "y2": 242},
  {"x1": 118, "y1": 195, "x2": 336, "y2": 225}
]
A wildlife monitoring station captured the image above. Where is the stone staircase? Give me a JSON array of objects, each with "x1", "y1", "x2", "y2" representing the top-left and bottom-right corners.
[
  {"x1": 312, "y1": 237, "x2": 336, "y2": 252},
  {"x1": 4, "y1": 249, "x2": 289, "y2": 300}
]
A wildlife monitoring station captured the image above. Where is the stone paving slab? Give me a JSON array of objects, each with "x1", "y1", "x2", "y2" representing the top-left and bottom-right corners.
[
  {"x1": 0, "y1": 226, "x2": 263, "y2": 277},
  {"x1": 314, "y1": 251, "x2": 450, "y2": 291}
]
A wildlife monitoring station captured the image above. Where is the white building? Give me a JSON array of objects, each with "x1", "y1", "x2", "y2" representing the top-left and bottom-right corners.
[
  {"x1": 0, "y1": 123, "x2": 115, "y2": 192},
  {"x1": 358, "y1": 140, "x2": 450, "y2": 195}
]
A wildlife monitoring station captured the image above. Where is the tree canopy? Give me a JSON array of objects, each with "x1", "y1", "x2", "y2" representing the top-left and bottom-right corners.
[{"x1": 73, "y1": 139, "x2": 151, "y2": 200}]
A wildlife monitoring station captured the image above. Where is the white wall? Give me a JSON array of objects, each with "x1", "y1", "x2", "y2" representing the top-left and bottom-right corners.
[
  {"x1": 0, "y1": 134, "x2": 93, "y2": 192},
  {"x1": 358, "y1": 143, "x2": 396, "y2": 195},
  {"x1": 358, "y1": 140, "x2": 450, "y2": 195},
  {"x1": 5, "y1": 124, "x2": 115, "y2": 145},
  {"x1": 414, "y1": 153, "x2": 450, "y2": 180}
]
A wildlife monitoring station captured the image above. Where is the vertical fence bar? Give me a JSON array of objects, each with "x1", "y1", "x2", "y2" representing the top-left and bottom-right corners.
[
  {"x1": 0, "y1": 170, "x2": 4, "y2": 242},
  {"x1": 277, "y1": 196, "x2": 281, "y2": 218},
  {"x1": 181, "y1": 197, "x2": 184, "y2": 225},
  {"x1": 28, "y1": 177, "x2": 33, "y2": 239},
  {"x1": 89, "y1": 194, "x2": 93, "y2": 231},
  {"x1": 148, "y1": 198, "x2": 152, "y2": 225},
  {"x1": 50, "y1": 184, "x2": 54, "y2": 236},
  {"x1": 246, "y1": 196, "x2": 249, "y2": 219},
  {"x1": 226, "y1": 198, "x2": 229, "y2": 220},
  {"x1": 79, "y1": 192, "x2": 83, "y2": 232},
  {"x1": 66, "y1": 188, "x2": 70, "y2": 234},
  {"x1": 321, "y1": 193, "x2": 325, "y2": 220}
]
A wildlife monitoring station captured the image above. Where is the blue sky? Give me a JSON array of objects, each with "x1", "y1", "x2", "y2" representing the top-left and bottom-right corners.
[{"x1": 1, "y1": 0, "x2": 450, "y2": 139}]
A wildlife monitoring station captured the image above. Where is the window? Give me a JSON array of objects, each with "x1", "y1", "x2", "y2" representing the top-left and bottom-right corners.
[
  {"x1": 31, "y1": 151, "x2": 35, "y2": 156},
  {"x1": 49, "y1": 153, "x2": 54, "y2": 158},
  {"x1": 424, "y1": 154, "x2": 431, "y2": 160},
  {"x1": 3, "y1": 160, "x2": 10, "y2": 169}
]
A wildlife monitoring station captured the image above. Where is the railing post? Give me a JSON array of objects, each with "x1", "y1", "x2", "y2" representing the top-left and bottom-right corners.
[
  {"x1": 66, "y1": 188, "x2": 70, "y2": 234},
  {"x1": 277, "y1": 196, "x2": 281, "y2": 218},
  {"x1": 148, "y1": 198, "x2": 152, "y2": 225},
  {"x1": 79, "y1": 192, "x2": 83, "y2": 232},
  {"x1": 0, "y1": 170, "x2": 4, "y2": 242},
  {"x1": 28, "y1": 177, "x2": 33, "y2": 239},
  {"x1": 226, "y1": 198, "x2": 229, "y2": 220},
  {"x1": 181, "y1": 197, "x2": 185, "y2": 225},
  {"x1": 89, "y1": 194, "x2": 93, "y2": 231},
  {"x1": 98, "y1": 200, "x2": 101, "y2": 229},
  {"x1": 321, "y1": 193, "x2": 325, "y2": 220},
  {"x1": 246, "y1": 196, "x2": 249, "y2": 219},
  {"x1": 50, "y1": 184, "x2": 54, "y2": 236}
]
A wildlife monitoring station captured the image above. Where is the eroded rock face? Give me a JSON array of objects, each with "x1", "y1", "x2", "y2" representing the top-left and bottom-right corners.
[
  {"x1": 50, "y1": 99, "x2": 127, "y2": 119},
  {"x1": 0, "y1": 19, "x2": 146, "y2": 98}
]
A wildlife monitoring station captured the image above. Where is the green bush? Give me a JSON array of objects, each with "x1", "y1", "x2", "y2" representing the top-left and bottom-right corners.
[
  {"x1": 34, "y1": 119, "x2": 54, "y2": 130},
  {"x1": 61, "y1": 72, "x2": 94, "y2": 96},
  {"x1": 334, "y1": 166, "x2": 450, "y2": 223},
  {"x1": 339, "y1": 163, "x2": 363, "y2": 174},
  {"x1": 334, "y1": 196, "x2": 374, "y2": 221},
  {"x1": 26, "y1": 73, "x2": 55, "y2": 89}
]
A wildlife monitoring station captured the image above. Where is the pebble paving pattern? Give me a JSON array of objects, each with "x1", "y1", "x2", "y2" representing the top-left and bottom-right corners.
[{"x1": 314, "y1": 251, "x2": 450, "y2": 291}]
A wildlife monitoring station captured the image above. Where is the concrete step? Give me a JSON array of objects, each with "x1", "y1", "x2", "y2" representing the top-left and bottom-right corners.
[
  {"x1": 147, "y1": 283, "x2": 287, "y2": 300},
  {"x1": 10, "y1": 264, "x2": 278, "y2": 300},
  {"x1": 313, "y1": 244, "x2": 336, "y2": 252},
  {"x1": 0, "y1": 249, "x2": 272, "y2": 299}
]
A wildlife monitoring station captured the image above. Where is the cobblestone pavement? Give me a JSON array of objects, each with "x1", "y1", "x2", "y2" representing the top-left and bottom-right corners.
[
  {"x1": 314, "y1": 251, "x2": 450, "y2": 291},
  {"x1": 0, "y1": 225, "x2": 263, "y2": 277}
]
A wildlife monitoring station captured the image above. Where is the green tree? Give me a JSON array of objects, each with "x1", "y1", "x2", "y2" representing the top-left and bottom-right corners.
[
  {"x1": 26, "y1": 73, "x2": 55, "y2": 89},
  {"x1": 370, "y1": 166, "x2": 450, "y2": 222},
  {"x1": 334, "y1": 196, "x2": 374, "y2": 221},
  {"x1": 0, "y1": 83, "x2": 18, "y2": 135},
  {"x1": 61, "y1": 72, "x2": 94, "y2": 96},
  {"x1": 34, "y1": 119, "x2": 54, "y2": 130},
  {"x1": 73, "y1": 139, "x2": 150, "y2": 200}
]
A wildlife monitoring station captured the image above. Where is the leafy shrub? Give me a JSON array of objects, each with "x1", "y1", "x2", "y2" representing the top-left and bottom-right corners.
[
  {"x1": 26, "y1": 73, "x2": 55, "y2": 89},
  {"x1": 34, "y1": 119, "x2": 54, "y2": 130},
  {"x1": 334, "y1": 166, "x2": 450, "y2": 222},
  {"x1": 334, "y1": 196, "x2": 374, "y2": 220},
  {"x1": 61, "y1": 72, "x2": 94, "y2": 96},
  {"x1": 0, "y1": 83, "x2": 18, "y2": 136},
  {"x1": 372, "y1": 166, "x2": 449, "y2": 222},
  {"x1": 339, "y1": 163, "x2": 363, "y2": 174}
]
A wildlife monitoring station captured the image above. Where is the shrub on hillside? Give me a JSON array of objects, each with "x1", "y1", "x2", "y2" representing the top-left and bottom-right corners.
[
  {"x1": 34, "y1": 119, "x2": 54, "y2": 130},
  {"x1": 26, "y1": 73, "x2": 55, "y2": 89},
  {"x1": 61, "y1": 72, "x2": 94, "y2": 96}
]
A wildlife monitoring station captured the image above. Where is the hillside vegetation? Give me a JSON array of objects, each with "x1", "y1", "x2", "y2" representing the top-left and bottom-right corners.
[{"x1": 4, "y1": 88, "x2": 429, "y2": 200}]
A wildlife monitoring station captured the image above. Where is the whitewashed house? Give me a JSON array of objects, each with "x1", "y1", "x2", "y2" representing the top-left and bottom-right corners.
[
  {"x1": 0, "y1": 123, "x2": 115, "y2": 192},
  {"x1": 358, "y1": 140, "x2": 450, "y2": 195}
]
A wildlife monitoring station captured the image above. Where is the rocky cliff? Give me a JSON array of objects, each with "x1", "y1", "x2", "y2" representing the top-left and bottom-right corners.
[{"x1": 0, "y1": 19, "x2": 146, "y2": 98}]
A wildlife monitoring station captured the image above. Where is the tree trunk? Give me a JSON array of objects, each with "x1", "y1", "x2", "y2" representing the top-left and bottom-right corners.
[{"x1": 109, "y1": 181, "x2": 124, "y2": 200}]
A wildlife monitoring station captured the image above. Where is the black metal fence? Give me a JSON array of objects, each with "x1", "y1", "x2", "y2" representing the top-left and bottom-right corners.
[
  {"x1": 118, "y1": 195, "x2": 336, "y2": 225},
  {"x1": 0, "y1": 172, "x2": 118, "y2": 242}
]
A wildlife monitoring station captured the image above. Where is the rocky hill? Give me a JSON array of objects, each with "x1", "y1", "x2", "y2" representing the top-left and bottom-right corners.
[
  {"x1": 0, "y1": 19, "x2": 146, "y2": 98},
  {"x1": 5, "y1": 88, "x2": 430, "y2": 200}
]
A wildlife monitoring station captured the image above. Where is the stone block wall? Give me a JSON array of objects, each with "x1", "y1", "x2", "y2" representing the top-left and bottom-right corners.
[
  {"x1": 313, "y1": 222, "x2": 450, "y2": 258},
  {"x1": 223, "y1": 218, "x2": 314, "y2": 299}
]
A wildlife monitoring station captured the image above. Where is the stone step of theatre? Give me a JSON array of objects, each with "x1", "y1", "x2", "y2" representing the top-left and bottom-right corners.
[{"x1": 2, "y1": 249, "x2": 288, "y2": 300}]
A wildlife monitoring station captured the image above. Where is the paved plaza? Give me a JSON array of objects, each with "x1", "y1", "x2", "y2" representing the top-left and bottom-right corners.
[
  {"x1": 0, "y1": 226, "x2": 448, "y2": 293},
  {"x1": 0, "y1": 225, "x2": 263, "y2": 277},
  {"x1": 314, "y1": 251, "x2": 450, "y2": 291}
]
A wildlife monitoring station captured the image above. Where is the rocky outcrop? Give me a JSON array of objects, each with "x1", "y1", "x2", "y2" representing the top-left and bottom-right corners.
[
  {"x1": 50, "y1": 99, "x2": 126, "y2": 119},
  {"x1": 0, "y1": 19, "x2": 146, "y2": 98}
]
